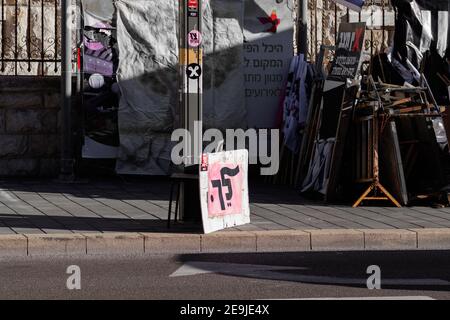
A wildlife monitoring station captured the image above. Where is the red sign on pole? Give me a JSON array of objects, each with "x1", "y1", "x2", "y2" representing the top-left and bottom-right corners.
[
  {"x1": 188, "y1": 0, "x2": 198, "y2": 9},
  {"x1": 188, "y1": 0, "x2": 198, "y2": 17}
]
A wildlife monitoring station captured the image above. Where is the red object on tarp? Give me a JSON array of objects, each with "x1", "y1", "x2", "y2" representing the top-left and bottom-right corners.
[{"x1": 258, "y1": 10, "x2": 280, "y2": 33}]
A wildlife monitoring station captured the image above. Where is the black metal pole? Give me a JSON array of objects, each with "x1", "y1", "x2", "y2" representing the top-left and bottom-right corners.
[
  {"x1": 60, "y1": 0, "x2": 75, "y2": 180},
  {"x1": 179, "y1": 0, "x2": 203, "y2": 221},
  {"x1": 298, "y1": 0, "x2": 308, "y2": 56}
]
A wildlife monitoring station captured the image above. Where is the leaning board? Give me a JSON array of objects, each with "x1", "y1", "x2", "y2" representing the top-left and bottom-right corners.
[{"x1": 199, "y1": 150, "x2": 250, "y2": 234}]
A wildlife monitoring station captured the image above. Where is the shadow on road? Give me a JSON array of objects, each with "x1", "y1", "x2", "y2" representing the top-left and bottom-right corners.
[{"x1": 177, "y1": 251, "x2": 450, "y2": 292}]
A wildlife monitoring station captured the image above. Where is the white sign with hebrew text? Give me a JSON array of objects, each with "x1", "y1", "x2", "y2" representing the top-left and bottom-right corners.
[{"x1": 199, "y1": 150, "x2": 250, "y2": 234}]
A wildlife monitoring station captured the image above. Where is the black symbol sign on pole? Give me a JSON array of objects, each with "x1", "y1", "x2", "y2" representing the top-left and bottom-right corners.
[{"x1": 186, "y1": 63, "x2": 202, "y2": 80}]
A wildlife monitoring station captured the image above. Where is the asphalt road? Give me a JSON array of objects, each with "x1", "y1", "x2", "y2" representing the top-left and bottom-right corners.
[{"x1": 0, "y1": 251, "x2": 449, "y2": 300}]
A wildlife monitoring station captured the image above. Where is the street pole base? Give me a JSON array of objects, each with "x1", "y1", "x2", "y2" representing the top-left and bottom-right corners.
[{"x1": 59, "y1": 158, "x2": 75, "y2": 182}]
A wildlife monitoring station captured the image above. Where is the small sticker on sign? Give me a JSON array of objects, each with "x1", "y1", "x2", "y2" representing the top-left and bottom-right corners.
[
  {"x1": 201, "y1": 154, "x2": 208, "y2": 172},
  {"x1": 188, "y1": 30, "x2": 202, "y2": 48},
  {"x1": 188, "y1": 10, "x2": 198, "y2": 17},
  {"x1": 186, "y1": 63, "x2": 202, "y2": 80}
]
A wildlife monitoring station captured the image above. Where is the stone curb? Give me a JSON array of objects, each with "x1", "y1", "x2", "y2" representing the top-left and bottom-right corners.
[
  {"x1": 411, "y1": 228, "x2": 450, "y2": 250},
  {"x1": 254, "y1": 230, "x2": 311, "y2": 252},
  {"x1": 201, "y1": 231, "x2": 257, "y2": 253},
  {"x1": 84, "y1": 233, "x2": 144, "y2": 255},
  {"x1": 0, "y1": 234, "x2": 28, "y2": 257},
  {"x1": 26, "y1": 234, "x2": 86, "y2": 256},
  {"x1": 307, "y1": 229, "x2": 365, "y2": 251},
  {"x1": 1, "y1": 228, "x2": 450, "y2": 256},
  {"x1": 360, "y1": 229, "x2": 418, "y2": 251},
  {"x1": 143, "y1": 233, "x2": 201, "y2": 254}
]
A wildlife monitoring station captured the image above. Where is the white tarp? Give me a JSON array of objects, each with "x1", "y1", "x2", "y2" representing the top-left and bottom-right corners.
[
  {"x1": 115, "y1": 0, "x2": 247, "y2": 175},
  {"x1": 115, "y1": 0, "x2": 179, "y2": 175},
  {"x1": 78, "y1": 0, "x2": 295, "y2": 175},
  {"x1": 244, "y1": 0, "x2": 294, "y2": 129},
  {"x1": 203, "y1": 0, "x2": 247, "y2": 131}
]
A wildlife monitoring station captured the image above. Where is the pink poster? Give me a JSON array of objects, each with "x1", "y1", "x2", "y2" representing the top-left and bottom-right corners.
[{"x1": 207, "y1": 163, "x2": 243, "y2": 217}]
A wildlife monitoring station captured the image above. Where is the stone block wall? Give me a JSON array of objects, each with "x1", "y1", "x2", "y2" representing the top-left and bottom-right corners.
[
  {"x1": 0, "y1": 76, "x2": 61, "y2": 176},
  {"x1": 306, "y1": 0, "x2": 395, "y2": 62}
]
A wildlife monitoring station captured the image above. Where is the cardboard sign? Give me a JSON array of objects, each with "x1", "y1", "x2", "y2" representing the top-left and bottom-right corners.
[
  {"x1": 199, "y1": 150, "x2": 250, "y2": 234},
  {"x1": 328, "y1": 22, "x2": 367, "y2": 81}
]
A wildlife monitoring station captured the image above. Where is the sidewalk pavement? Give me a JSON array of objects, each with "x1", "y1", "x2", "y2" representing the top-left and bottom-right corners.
[{"x1": 1, "y1": 178, "x2": 450, "y2": 256}]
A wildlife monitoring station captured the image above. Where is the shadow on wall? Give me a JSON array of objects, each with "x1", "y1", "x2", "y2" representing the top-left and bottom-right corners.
[
  {"x1": 78, "y1": 0, "x2": 294, "y2": 175},
  {"x1": 90, "y1": 37, "x2": 293, "y2": 175}
]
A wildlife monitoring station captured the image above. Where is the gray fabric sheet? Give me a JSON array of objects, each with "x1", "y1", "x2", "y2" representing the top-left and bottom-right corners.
[
  {"x1": 203, "y1": 0, "x2": 247, "y2": 130},
  {"x1": 115, "y1": 0, "x2": 246, "y2": 175},
  {"x1": 115, "y1": 0, "x2": 179, "y2": 175},
  {"x1": 81, "y1": 0, "x2": 114, "y2": 23}
]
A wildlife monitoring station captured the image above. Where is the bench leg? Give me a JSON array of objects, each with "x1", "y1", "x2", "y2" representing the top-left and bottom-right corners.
[
  {"x1": 167, "y1": 182, "x2": 176, "y2": 228},
  {"x1": 175, "y1": 182, "x2": 181, "y2": 222}
]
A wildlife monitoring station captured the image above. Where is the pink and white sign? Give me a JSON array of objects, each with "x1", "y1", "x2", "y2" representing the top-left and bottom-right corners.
[
  {"x1": 199, "y1": 150, "x2": 250, "y2": 234},
  {"x1": 188, "y1": 30, "x2": 202, "y2": 47}
]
